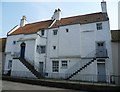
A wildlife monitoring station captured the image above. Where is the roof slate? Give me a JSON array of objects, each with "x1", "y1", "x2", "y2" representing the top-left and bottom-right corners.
[{"x1": 8, "y1": 12, "x2": 108, "y2": 36}]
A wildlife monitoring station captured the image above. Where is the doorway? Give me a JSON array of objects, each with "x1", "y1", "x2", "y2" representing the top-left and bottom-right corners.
[
  {"x1": 97, "y1": 62, "x2": 106, "y2": 82},
  {"x1": 20, "y1": 42, "x2": 26, "y2": 58},
  {"x1": 39, "y1": 62, "x2": 44, "y2": 75},
  {"x1": 7, "y1": 60, "x2": 12, "y2": 76},
  {"x1": 96, "y1": 42, "x2": 106, "y2": 57}
]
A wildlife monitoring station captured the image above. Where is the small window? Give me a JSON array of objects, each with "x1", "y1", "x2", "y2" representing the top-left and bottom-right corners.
[
  {"x1": 61, "y1": 61, "x2": 68, "y2": 69},
  {"x1": 52, "y1": 61, "x2": 59, "y2": 72},
  {"x1": 53, "y1": 30, "x2": 58, "y2": 35},
  {"x1": 97, "y1": 43, "x2": 104, "y2": 46},
  {"x1": 13, "y1": 41, "x2": 16, "y2": 45},
  {"x1": 41, "y1": 30, "x2": 45, "y2": 36},
  {"x1": 36, "y1": 45, "x2": 46, "y2": 54},
  {"x1": 53, "y1": 46, "x2": 56, "y2": 50},
  {"x1": 40, "y1": 46, "x2": 46, "y2": 54},
  {"x1": 96, "y1": 23, "x2": 102, "y2": 30},
  {"x1": 66, "y1": 29, "x2": 69, "y2": 32}
]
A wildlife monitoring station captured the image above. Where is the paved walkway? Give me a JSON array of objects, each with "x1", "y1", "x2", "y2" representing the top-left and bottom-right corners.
[{"x1": 2, "y1": 80, "x2": 84, "y2": 91}]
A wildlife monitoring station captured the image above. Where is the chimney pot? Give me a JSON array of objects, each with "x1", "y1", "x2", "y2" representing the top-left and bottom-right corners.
[
  {"x1": 51, "y1": 8, "x2": 61, "y2": 20},
  {"x1": 20, "y1": 16, "x2": 27, "y2": 27}
]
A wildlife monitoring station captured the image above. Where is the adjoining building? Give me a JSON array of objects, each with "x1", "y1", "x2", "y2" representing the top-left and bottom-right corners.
[
  {"x1": 111, "y1": 30, "x2": 120, "y2": 85},
  {"x1": 0, "y1": 37, "x2": 6, "y2": 74},
  {"x1": 3, "y1": 1, "x2": 113, "y2": 83}
]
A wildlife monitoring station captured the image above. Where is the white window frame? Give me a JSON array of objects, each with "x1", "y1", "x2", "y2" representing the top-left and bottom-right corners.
[
  {"x1": 40, "y1": 45, "x2": 46, "y2": 54},
  {"x1": 52, "y1": 60, "x2": 59, "y2": 72},
  {"x1": 96, "y1": 23, "x2": 102, "y2": 30},
  {"x1": 36, "y1": 45, "x2": 46, "y2": 54},
  {"x1": 61, "y1": 60, "x2": 68, "y2": 69},
  {"x1": 53, "y1": 30, "x2": 58, "y2": 35}
]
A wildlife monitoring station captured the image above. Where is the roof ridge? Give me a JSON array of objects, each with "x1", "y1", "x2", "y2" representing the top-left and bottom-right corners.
[
  {"x1": 9, "y1": 12, "x2": 108, "y2": 36},
  {"x1": 26, "y1": 19, "x2": 52, "y2": 25},
  {"x1": 61, "y1": 12, "x2": 103, "y2": 20},
  {"x1": 24, "y1": 12, "x2": 103, "y2": 25}
]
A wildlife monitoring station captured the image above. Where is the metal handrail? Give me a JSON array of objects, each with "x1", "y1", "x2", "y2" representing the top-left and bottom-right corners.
[
  {"x1": 25, "y1": 57, "x2": 34, "y2": 67},
  {"x1": 12, "y1": 52, "x2": 39, "y2": 71},
  {"x1": 81, "y1": 48, "x2": 108, "y2": 58},
  {"x1": 65, "y1": 48, "x2": 108, "y2": 78}
]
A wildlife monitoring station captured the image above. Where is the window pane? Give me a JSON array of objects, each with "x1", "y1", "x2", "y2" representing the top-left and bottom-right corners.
[
  {"x1": 66, "y1": 29, "x2": 69, "y2": 32},
  {"x1": 53, "y1": 30, "x2": 58, "y2": 35},
  {"x1": 41, "y1": 30, "x2": 44, "y2": 36},
  {"x1": 96, "y1": 23, "x2": 102, "y2": 30},
  {"x1": 52, "y1": 61, "x2": 59, "y2": 72},
  {"x1": 61, "y1": 61, "x2": 67, "y2": 69},
  {"x1": 53, "y1": 46, "x2": 56, "y2": 50},
  {"x1": 40, "y1": 46, "x2": 46, "y2": 53},
  {"x1": 36, "y1": 45, "x2": 46, "y2": 54}
]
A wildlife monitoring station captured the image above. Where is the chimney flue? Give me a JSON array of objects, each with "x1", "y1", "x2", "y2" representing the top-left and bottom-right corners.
[
  {"x1": 51, "y1": 8, "x2": 61, "y2": 20},
  {"x1": 20, "y1": 16, "x2": 27, "y2": 27},
  {"x1": 101, "y1": 0, "x2": 107, "y2": 13}
]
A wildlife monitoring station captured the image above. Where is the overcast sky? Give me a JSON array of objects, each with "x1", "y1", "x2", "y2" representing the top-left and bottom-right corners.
[{"x1": 1, "y1": 0, "x2": 119, "y2": 37}]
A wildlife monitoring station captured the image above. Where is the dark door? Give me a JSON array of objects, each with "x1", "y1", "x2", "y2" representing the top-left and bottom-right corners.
[
  {"x1": 20, "y1": 42, "x2": 26, "y2": 58},
  {"x1": 39, "y1": 62, "x2": 44, "y2": 75},
  {"x1": 7, "y1": 60, "x2": 12, "y2": 76}
]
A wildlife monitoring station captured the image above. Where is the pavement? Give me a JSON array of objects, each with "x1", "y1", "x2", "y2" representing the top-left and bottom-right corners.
[{"x1": 2, "y1": 80, "x2": 83, "y2": 91}]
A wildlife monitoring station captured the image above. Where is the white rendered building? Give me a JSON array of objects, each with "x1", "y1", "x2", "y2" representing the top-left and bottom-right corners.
[{"x1": 4, "y1": 1, "x2": 113, "y2": 82}]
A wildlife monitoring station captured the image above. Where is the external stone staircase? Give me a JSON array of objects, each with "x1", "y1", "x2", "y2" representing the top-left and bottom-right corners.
[
  {"x1": 13, "y1": 57, "x2": 42, "y2": 79},
  {"x1": 65, "y1": 49, "x2": 108, "y2": 80}
]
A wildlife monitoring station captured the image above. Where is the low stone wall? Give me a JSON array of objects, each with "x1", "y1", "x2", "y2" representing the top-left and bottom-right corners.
[{"x1": 2, "y1": 76, "x2": 120, "y2": 91}]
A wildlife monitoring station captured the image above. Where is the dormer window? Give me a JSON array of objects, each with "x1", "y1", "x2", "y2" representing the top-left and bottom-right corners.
[
  {"x1": 53, "y1": 30, "x2": 58, "y2": 35},
  {"x1": 41, "y1": 30, "x2": 45, "y2": 36},
  {"x1": 96, "y1": 23, "x2": 102, "y2": 30}
]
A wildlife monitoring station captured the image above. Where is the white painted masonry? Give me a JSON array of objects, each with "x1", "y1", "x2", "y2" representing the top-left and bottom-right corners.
[{"x1": 4, "y1": 1, "x2": 113, "y2": 83}]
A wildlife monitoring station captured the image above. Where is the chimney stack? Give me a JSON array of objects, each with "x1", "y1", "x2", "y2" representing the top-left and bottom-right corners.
[
  {"x1": 20, "y1": 16, "x2": 27, "y2": 27},
  {"x1": 51, "y1": 8, "x2": 61, "y2": 20},
  {"x1": 101, "y1": 0, "x2": 107, "y2": 13}
]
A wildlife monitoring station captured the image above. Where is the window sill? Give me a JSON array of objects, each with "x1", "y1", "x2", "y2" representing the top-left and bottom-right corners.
[
  {"x1": 82, "y1": 30, "x2": 94, "y2": 32},
  {"x1": 61, "y1": 67, "x2": 67, "y2": 69}
]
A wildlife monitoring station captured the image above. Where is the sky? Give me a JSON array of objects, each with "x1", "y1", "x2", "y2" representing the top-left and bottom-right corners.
[{"x1": 1, "y1": 0, "x2": 119, "y2": 37}]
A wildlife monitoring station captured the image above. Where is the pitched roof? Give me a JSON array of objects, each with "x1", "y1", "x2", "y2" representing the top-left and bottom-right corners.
[
  {"x1": 8, "y1": 12, "x2": 108, "y2": 36},
  {"x1": 52, "y1": 12, "x2": 108, "y2": 28},
  {"x1": 9, "y1": 20, "x2": 53, "y2": 35},
  {"x1": 111, "y1": 30, "x2": 120, "y2": 42},
  {"x1": 0, "y1": 38, "x2": 6, "y2": 52}
]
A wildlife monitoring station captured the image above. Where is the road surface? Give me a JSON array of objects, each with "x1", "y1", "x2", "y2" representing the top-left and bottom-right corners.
[{"x1": 2, "y1": 80, "x2": 84, "y2": 91}]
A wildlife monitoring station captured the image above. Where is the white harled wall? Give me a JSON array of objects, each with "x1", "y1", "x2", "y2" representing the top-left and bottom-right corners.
[
  {"x1": 34, "y1": 30, "x2": 47, "y2": 72},
  {"x1": 4, "y1": 20, "x2": 112, "y2": 81},
  {"x1": 4, "y1": 34, "x2": 37, "y2": 77},
  {"x1": 46, "y1": 20, "x2": 112, "y2": 81}
]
